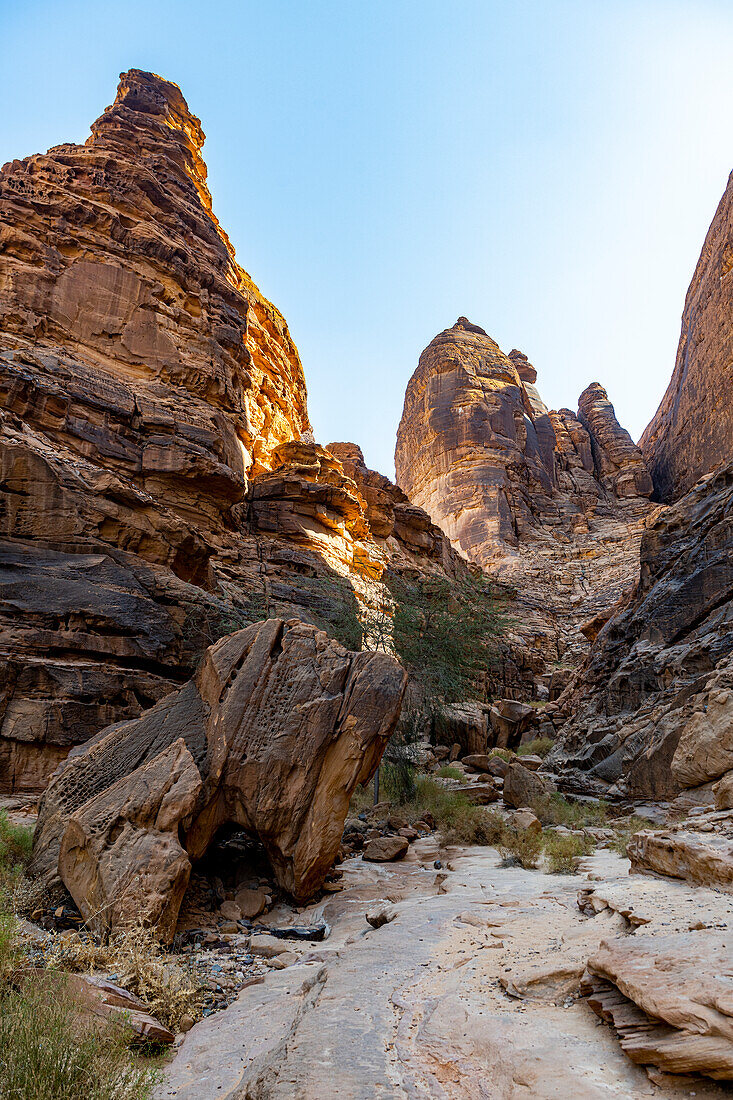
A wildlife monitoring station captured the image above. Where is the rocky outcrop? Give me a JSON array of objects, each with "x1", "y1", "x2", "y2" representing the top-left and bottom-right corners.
[
  {"x1": 583, "y1": 932, "x2": 733, "y2": 1080},
  {"x1": 395, "y1": 317, "x2": 653, "y2": 690},
  {"x1": 641, "y1": 170, "x2": 733, "y2": 502},
  {"x1": 31, "y1": 619, "x2": 406, "y2": 939},
  {"x1": 553, "y1": 464, "x2": 733, "y2": 799},
  {"x1": 0, "y1": 72, "x2": 460, "y2": 794},
  {"x1": 577, "y1": 384, "x2": 653, "y2": 499},
  {"x1": 628, "y1": 825, "x2": 733, "y2": 893}
]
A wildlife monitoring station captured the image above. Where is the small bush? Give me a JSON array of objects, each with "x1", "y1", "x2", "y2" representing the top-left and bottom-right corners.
[
  {"x1": 543, "y1": 832, "x2": 594, "y2": 874},
  {"x1": 0, "y1": 978, "x2": 160, "y2": 1100},
  {"x1": 609, "y1": 815, "x2": 649, "y2": 856},
  {"x1": 488, "y1": 748, "x2": 515, "y2": 762},
  {"x1": 532, "y1": 792, "x2": 608, "y2": 828},
  {"x1": 435, "y1": 765, "x2": 463, "y2": 780},
  {"x1": 498, "y1": 828, "x2": 543, "y2": 869},
  {"x1": 517, "y1": 738, "x2": 554, "y2": 759},
  {"x1": 0, "y1": 812, "x2": 33, "y2": 869},
  {"x1": 398, "y1": 778, "x2": 505, "y2": 845}
]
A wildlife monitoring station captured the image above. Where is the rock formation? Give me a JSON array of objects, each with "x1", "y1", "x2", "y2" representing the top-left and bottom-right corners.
[
  {"x1": 0, "y1": 71, "x2": 461, "y2": 794},
  {"x1": 583, "y1": 933, "x2": 733, "y2": 1080},
  {"x1": 395, "y1": 317, "x2": 653, "y2": 688},
  {"x1": 31, "y1": 618, "x2": 406, "y2": 939},
  {"x1": 641, "y1": 170, "x2": 733, "y2": 502},
  {"x1": 553, "y1": 464, "x2": 733, "y2": 799}
]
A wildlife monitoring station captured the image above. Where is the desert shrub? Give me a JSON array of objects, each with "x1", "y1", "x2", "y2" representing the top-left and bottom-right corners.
[
  {"x1": 609, "y1": 815, "x2": 649, "y2": 856},
  {"x1": 517, "y1": 738, "x2": 554, "y2": 759},
  {"x1": 0, "y1": 812, "x2": 33, "y2": 869},
  {"x1": 45, "y1": 924, "x2": 203, "y2": 1033},
  {"x1": 435, "y1": 765, "x2": 463, "y2": 780},
  {"x1": 0, "y1": 978, "x2": 160, "y2": 1100},
  {"x1": 498, "y1": 828, "x2": 543, "y2": 869},
  {"x1": 0, "y1": 896, "x2": 18, "y2": 978},
  {"x1": 488, "y1": 748, "x2": 515, "y2": 762},
  {"x1": 543, "y1": 832, "x2": 594, "y2": 873},
  {"x1": 0, "y1": 813, "x2": 38, "y2": 918},
  {"x1": 381, "y1": 758, "x2": 417, "y2": 804},
  {"x1": 399, "y1": 778, "x2": 505, "y2": 845},
  {"x1": 532, "y1": 792, "x2": 608, "y2": 828}
]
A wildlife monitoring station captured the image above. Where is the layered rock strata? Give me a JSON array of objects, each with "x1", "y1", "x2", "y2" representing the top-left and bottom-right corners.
[
  {"x1": 0, "y1": 71, "x2": 461, "y2": 793},
  {"x1": 554, "y1": 464, "x2": 733, "y2": 799},
  {"x1": 583, "y1": 932, "x2": 733, "y2": 1080},
  {"x1": 641, "y1": 169, "x2": 733, "y2": 502},
  {"x1": 395, "y1": 318, "x2": 653, "y2": 686},
  {"x1": 31, "y1": 618, "x2": 407, "y2": 939}
]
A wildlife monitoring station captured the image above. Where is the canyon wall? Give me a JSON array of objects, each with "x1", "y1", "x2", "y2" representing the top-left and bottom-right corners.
[
  {"x1": 640, "y1": 169, "x2": 733, "y2": 502},
  {"x1": 553, "y1": 170, "x2": 733, "y2": 800},
  {"x1": 0, "y1": 70, "x2": 463, "y2": 794},
  {"x1": 395, "y1": 317, "x2": 653, "y2": 689}
]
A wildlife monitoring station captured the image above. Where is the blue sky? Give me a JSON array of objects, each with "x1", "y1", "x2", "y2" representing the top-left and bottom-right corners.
[{"x1": 2, "y1": 1, "x2": 733, "y2": 477}]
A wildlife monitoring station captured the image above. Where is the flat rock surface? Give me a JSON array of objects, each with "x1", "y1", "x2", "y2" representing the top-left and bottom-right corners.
[{"x1": 157, "y1": 843, "x2": 732, "y2": 1099}]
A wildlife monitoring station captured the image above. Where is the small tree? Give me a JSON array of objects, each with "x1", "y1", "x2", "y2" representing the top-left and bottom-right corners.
[{"x1": 390, "y1": 571, "x2": 503, "y2": 710}]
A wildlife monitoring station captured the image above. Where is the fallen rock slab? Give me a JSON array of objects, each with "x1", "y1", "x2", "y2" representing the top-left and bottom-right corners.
[
  {"x1": 583, "y1": 932, "x2": 733, "y2": 1080},
  {"x1": 32, "y1": 619, "x2": 406, "y2": 940},
  {"x1": 363, "y1": 836, "x2": 409, "y2": 862},
  {"x1": 627, "y1": 829, "x2": 733, "y2": 893}
]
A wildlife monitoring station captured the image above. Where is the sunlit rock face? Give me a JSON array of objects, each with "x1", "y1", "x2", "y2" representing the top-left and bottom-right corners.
[
  {"x1": 641, "y1": 169, "x2": 733, "y2": 502},
  {"x1": 395, "y1": 318, "x2": 653, "y2": 687},
  {"x1": 0, "y1": 68, "x2": 311, "y2": 475},
  {"x1": 0, "y1": 71, "x2": 464, "y2": 793}
]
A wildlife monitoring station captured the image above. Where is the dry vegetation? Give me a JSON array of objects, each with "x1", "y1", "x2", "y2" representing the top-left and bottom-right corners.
[{"x1": 0, "y1": 812, "x2": 166, "y2": 1099}]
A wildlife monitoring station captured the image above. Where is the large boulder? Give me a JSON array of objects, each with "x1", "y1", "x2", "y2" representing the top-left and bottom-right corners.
[
  {"x1": 32, "y1": 619, "x2": 406, "y2": 940},
  {"x1": 502, "y1": 762, "x2": 555, "y2": 809},
  {"x1": 627, "y1": 828, "x2": 733, "y2": 893},
  {"x1": 489, "y1": 700, "x2": 535, "y2": 750},
  {"x1": 439, "y1": 703, "x2": 489, "y2": 756}
]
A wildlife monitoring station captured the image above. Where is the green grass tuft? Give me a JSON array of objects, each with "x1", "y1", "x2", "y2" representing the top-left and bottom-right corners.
[
  {"x1": 435, "y1": 764, "x2": 464, "y2": 780},
  {"x1": 517, "y1": 738, "x2": 554, "y2": 759}
]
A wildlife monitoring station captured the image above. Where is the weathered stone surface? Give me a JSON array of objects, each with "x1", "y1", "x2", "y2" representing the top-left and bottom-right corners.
[
  {"x1": 627, "y1": 828, "x2": 733, "y2": 893},
  {"x1": 641, "y1": 170, "x2": 733, "y2": 502},
  {"x1": 502, "y1": 762, "x2": 554, "y2": 809},
  {"x1": 438, "y1": 702, "x2": 489, "y2": 755},
  {"x1": 462, "y1": 754, "x2": 493, "y2": 774},
  {"x1": 715, "y1": 773, "x2": 733, "y2": 811},
  {"x1": 489, "y1": 699, "x2": 535, "y2": 749},
  {"x1": 32, "y1": 618, "x2": 406, "y2": 938},
  {"x1": 584, "y1": 932, "x2": 733, "y2": 1080},
  {"x1": 395, "y1": 318, "x2": 652, "y2": 695},
  {"x1": 235, "y1": 887, "x2": 267, "y2": 920},
  {"x1": 553, "y1": 464, "x2": 733, "y2": 798}
]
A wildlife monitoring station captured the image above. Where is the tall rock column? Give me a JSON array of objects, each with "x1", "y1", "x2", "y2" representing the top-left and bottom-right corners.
[{"x1": 640, "y1": 169, "x2": 733, "y2": 501}]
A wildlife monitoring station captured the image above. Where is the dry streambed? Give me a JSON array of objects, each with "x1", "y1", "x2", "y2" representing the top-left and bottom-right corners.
[{"x1": 157, "y1": 841, "x2": 733, "y2": 1100}]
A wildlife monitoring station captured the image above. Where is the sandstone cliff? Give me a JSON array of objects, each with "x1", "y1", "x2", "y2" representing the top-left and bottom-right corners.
[
  {"x1": 640, "y1": 169, "x2": 733, "y2": 501},
  {"x1": 395, "y1": 318, "x2": 653, "y2": 687},
  {"x1": 0, "y1": 71, "x2": 461, "y2": 794}
]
